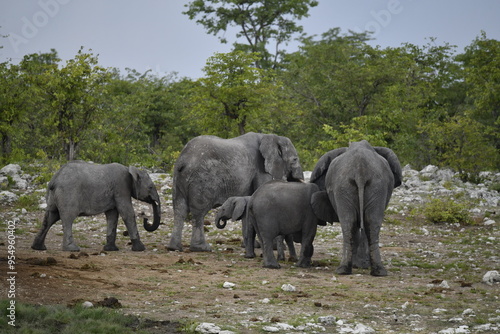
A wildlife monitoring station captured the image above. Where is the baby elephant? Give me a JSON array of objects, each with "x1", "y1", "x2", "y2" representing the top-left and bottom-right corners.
[
  {"x1": 31, "y1": 161, "x2": 161, "y2": 252},
  {"x1": 246, "y1": 180, "x2": 332, "y2": 269},
  {"x1": 215, "y1": 196, "x2": 297, "y2": 262}
]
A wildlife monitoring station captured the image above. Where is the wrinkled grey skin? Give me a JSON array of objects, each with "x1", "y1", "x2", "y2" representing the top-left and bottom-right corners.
[
  {"x1": 310, "y1": 140, "x2": 402, "y2": 276},
  {"x1": 168, "y1": 132, "x2": 304, "y2": 252},
  {"x1": 246, "y1": 181, "x2": 331, "y2": 269},
  {"x1": 215, "y1": 196, "x2": 297, "y2": 262},
  {"x1": 31, "y1": 161, "x2": 161, "y2": 252}
]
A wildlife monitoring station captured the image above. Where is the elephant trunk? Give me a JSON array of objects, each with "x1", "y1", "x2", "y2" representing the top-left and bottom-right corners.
[
  {"x1": 215, "y1": 213, "x2": 227, "y2": 229},
  {"x1": 143, "y1": 200, "x2": 161, "y2": 232}
]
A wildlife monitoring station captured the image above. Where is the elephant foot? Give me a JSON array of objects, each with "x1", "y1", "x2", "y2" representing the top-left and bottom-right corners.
[
  {"x1": 189, "y1": 243, "x2": 212, "y2": 252},
  {"x1": 335, "y1": 265, "x2": 352, "y2": 275},
  {"x1": 31, "y1": 242, "x2": 47, "y2": 251},
  {"x1": 244, "y1": 252, "x2": 256, "y2": 259},
  {"x1": 63, "y1": 243, "x2": 80, "y2": 252},
  {"x1": 167, "y1": 239, "x2": 183, "y2": 252},
  {"x1": 131, "y1": 240, "x2": 146, "y2": 251},
  {"x1": 103, "y1": 244, "x2": 119, "y2": 251},
  {"x1": 296, "y1": 259, "x2": 312, "y2": 268},
  {"x1": 370, "y1": 265, "x2": 388, "y2": 277},
  {"x1": 288, "y1": 255, "x2": 298, "y2": 262},
  {"x1": 263, "y1": 262, "x2": 281, "y2": 269}
]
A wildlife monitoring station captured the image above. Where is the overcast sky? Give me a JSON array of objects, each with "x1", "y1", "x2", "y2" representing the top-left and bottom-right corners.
[{"x1": 1, "y1": 0, "x2": 499, "y2": 79}]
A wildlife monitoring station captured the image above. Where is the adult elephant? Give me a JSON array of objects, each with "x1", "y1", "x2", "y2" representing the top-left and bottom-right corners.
[
  {"x1": 31, "y1": 161, "x2": 161, "y2": 252},
  {"x1": 168, "y1": 132, "x2": 304, "y2": 252},
  {"x1": 311, "y1": 140, "x2": 402, "y2": 276}
]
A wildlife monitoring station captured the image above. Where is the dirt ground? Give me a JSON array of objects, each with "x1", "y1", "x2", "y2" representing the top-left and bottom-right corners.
[{"x1": 1, "y1": 187, "x2": 500, "y2": 333}]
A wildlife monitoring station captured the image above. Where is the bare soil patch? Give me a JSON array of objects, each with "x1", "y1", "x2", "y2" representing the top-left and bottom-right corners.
[{"x1": 1, "y1": 179, "x2": 499, "y2": 333}]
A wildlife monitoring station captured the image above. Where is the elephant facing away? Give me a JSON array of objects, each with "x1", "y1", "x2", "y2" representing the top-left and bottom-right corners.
[
  {"x1": 246, "y1": 180, "x2": 332, "y2": 269},
  {"x1": 311, "y1": 140, "x2": 402, "y2": 276},
  {"x1": 31, "y1": 161, "x2": 161, "y2": 252},
  {"x1": 215, "y1": 196, "x2": 297, "y2": 262},
  {"x1": 168, "y1": 132, "x2": 304, "y2": 252}
]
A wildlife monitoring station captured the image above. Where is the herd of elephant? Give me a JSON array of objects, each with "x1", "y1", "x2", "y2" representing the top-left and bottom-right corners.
[{"x1": 31, "y1": 132, "x2": 402, "y2": 276}]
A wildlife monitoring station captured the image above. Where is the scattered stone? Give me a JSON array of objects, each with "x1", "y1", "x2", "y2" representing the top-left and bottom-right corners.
[
  {"x1": 0, "y1": 191, "x2": 18, "y2": 204},
  {"x1": 318, "y1": 315, "x2": 336, "y2": 325},
  {"x1": 262, "y1": 326, "x2": 280, "y2": 332},
  {"x1": 482, "y1": 271, "x2": 500, "y2": 285},
  {"x1": 462, "y1": 308, "x2": 475, "y2": 317},
  {"x1": 82, "y1": 301, "x2": 94, "y2": 308},
  {"x1": 440, "y1": 280, "x2": 450, "y2": 289},
  {"x1": 223, "y1": 281, "x2": 236, "y2": 289},
  {"x1": 483, "y1": 219, "x2": 496, "y2": 226},
  {"x1": 195, "y1": 322, "x2": 221, "y2": 334},
  {"x1": 260, "y1": 298, "x2": 270, "y2": 304},
  {"x1": 438, "y1": 325, "x2": 470, "y2": 334},
  {"x1": 281, "y1": 283, "x2": 296, "y2": 292}
]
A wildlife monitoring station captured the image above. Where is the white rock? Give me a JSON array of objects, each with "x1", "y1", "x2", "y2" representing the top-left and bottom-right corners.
[
  {"x1": 0, "y1": 164, "x2": 22, "y2": 176},
  {"x1": 281, "y1": 283, "x2": 296, "y2": 292},
  {"x1": 352, "y1": 323, "x2": 375, "y2": 333},
  {"x1": 482, "y1": 271, "x2": 500, "y2": 285},
  {"x1": 438, "y1": 325, "x2": 470, "y2": 334},
  {"x1": 462, "y1": 308, "x2": 475, "y2": 316},
  {"x1": 275, "y1": 323, "x2": 295, "y2": 330},
  {"x1": 223, "y1": 281, "x2": 236, "y2": 289},
  {"x1": 196, "y1": 322, "x2": 221, "y2": 334},
  {"x1": 82, "y1": 301, "x2": 94, "y2": 308},
  {"x1": 0, "y1": 191, "x2": 18, "y2": 204},
  {"x1": 439, "y1": 280, "x2": 450, "y2": 288},
  {"x1": 433, "y1": 308, "x2": 448, "y2": 314},
  {"x1": 262, "y1": 326, "x2": 279, "y2": 332},
  {"x1": 318, "y1": 315, "x2": 336, "y2": 325},
  {"x1": 260, "y1": 298, "x2": 270, "y2": 304},
  {"x1": 484, "y1": 219, "x2": 496, "y2": 226}
]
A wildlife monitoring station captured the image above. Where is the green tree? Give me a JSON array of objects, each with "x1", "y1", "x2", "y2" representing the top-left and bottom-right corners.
[
  {"x1": 38, "y1": 48, "x2": 109, "y2": 160},
  {"x1": 189, "y1": 51, "x2": 281, "y2": 137},
  {"x1": 183, "y1": 0, "x2": 318, "y2": 69},
  {"x1": 423, "y1": 114, "x2": 498, "y2": 181}
]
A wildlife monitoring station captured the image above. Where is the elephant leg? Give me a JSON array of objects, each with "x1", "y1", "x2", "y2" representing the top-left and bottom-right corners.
[
  {"x1": 168, "y1": 193, "x2": 188, "y2": 251},
  {"x1": 103, "y1": 209, "x2": 119, "y2": 251},
  {"x1": 297, "y1": 225, "x2": 316, "y2": 268},
  {"x1": 336, "y1": 219, "x2": 357, "y2": 275},
  {"x1": 119, "y1": 203, "x2": 145, "y2": 251},
  {"x1": 262, "y1": 236, "x2": 280, "y2": 269},
  {"x1": 31, "y1": 209, "x2": 60, "y2": 250},
  {"x1": 60, "y1": 213, "x2": 80, "y2": 252},
  {"x1": 189, "y1": 211, "x2": 211, "y2": 252},
  {"x1": 285, "y1": 234, "x2": 298, "y2": 262},
  {"x1": 244, "y1": 214, "x2": 257, "y2": 258},
  {"x1": 365, "y1": 221, "x2": 387, "y2": 276},
  {"x1": 352, "y1": 228, "x2": 370, "y2": 269},
  {"x1": 276, "y1": 235, "x2": 286, "y2": 261}
]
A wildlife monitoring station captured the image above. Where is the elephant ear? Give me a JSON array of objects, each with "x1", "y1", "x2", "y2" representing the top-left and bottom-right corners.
[
  {"x1": 128, "y1": 166, "x2": 141, "y2": 198},
  {"x1": 232, "y1": 197, "x2": 248, "y2": 221},
  {"x1": 311, "y1": 191, "x2": 339, "y2": 223},
  {"x1": 310, "y1": 148, "x2": 347, "y2": 190},
  {"x1": 259, "y1": 134, "x2": 286, "y2": 180},
  {"x1": 374, "y1": 147, "x2": 403, "y2": 188}
]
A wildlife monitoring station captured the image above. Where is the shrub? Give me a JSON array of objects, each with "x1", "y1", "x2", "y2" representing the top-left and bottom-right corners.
[{"x1": 423, "y1": 197, "x2": 474, "y2": 225}]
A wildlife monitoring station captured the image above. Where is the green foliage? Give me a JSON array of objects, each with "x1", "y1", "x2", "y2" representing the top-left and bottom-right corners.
[
  {"x1": 183, "y1": 0, "x2": 318, "y2": 69},
  {"x1": 423, "y1": 197, "x2": 474, "y2": 225},
  {"x1": 0, "y1": 26, "x2": 499, "y2": 176},
  {"x1": 0, "y1": 300, "x2": 142, "y2": 334}
]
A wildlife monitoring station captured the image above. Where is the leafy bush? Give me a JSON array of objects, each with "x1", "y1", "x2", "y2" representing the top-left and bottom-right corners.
[{"x1": 423, "y1": 197, "x2": 474, "y2": 225}]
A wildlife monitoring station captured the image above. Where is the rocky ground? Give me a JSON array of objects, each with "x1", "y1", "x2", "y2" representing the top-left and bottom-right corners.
[{"x1": 1, "y1": 163, "x2": 499, "y2": 333}]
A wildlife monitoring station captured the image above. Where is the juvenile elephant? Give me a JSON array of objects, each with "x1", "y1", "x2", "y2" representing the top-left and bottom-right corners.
[
  {"x1": 311, "y1": 140, "x2": 402, "y2": 276},
  {"x1": 168, "y1": 132, "x2": 304, "y2": 252},
  {"x1": 215, "y1": 196, "x2": 297, "y2": 262},
  {"x1": 246, "y1": 180, "x2": 332, "y2": 269},
  {"x1": 31, "y1": 161, "x2": 161, "y2": 252}
]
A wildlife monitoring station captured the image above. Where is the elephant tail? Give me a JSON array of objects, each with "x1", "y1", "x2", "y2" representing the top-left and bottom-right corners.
[{"x1": 356, "y1": 177, "x2": 366, "y2": 231}]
